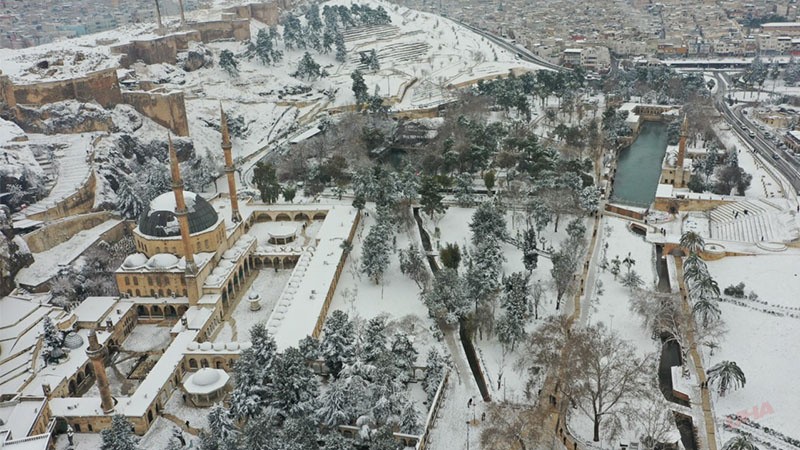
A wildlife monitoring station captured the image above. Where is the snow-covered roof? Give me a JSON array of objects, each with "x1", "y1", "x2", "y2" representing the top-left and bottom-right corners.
[
  {"x1": 71, "y1": 296, "x2": 119, "y2": 324},
  {"x1": 182, "y1": 368, "x2": 228, "y2": 395},
  {"x1": 0, "y1": 396, "x2": 47, "y2": 440},
  {"x1": 170, "y1": 306, "x2": 214, "y2": 334},
  {"x1": 265, "y1": 205, "x2": 359, "y2": 350},
  {"x1": 268, "y1": 224, "x2": 298, "y2": 239},
  {"x1": 655, "y1": 183, "x2": 675, "y2": 198}
]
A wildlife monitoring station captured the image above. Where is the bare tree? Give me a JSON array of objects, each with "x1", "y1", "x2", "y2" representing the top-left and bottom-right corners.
[{"x1": 480, "y1": 403, "x2": 548, "y2": 450}]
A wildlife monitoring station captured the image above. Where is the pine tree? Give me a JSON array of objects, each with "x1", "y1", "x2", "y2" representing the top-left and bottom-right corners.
[
  {"x1": 295, "y1": 52, "x2": 324, "y2": 81},
  {"x1": 322, "y1": 27, "x2": 335, "y2": 53},
  {"x1": 398, "y1": 400, "x2": 421, "y2": 434},
  {"x1": 317, "y1": 378, "x2": 352, "y2": 428},
  {"x1": 219, "y1": 50, "x2": 239, "y2": 76},
  {"x1": 42, "y1": 316, "x2": 62, "y2": 354},
  {"x1": 369, "y1": 425, "x2": 400, "y2": 450},
  {"x1": 323, "y1": 432, "x2": 355, "y2": 450},
  {"x1": 469, "y1": 201, "x2": 508, "y2": 246},
  {"x1": 439, "y1": 242, "x2": 461, "y2": 270},
  {"x1": 422, "y1": 347, "x2": 447, "y2": 402},
  {"x1": 423, "y1": 268, "x2": 470, "y2": 324},
  {"x1": 465, "y1": 238, "x2": 504, "y2": 309},
  {"x1": 390, "y1": 333, "x2": 418, "y2": 383},
  {"x1": 361, "y1": 220, "x2": 391, "y2": 284},
  {"x1": 254, "y1": 28, "x2": 274, "y2": 65},
  {"x1": 320, "y1": 310, "x2": 355, "y2": 377},
  {"x1": 335, "y1": 31, "x2": 347, "y2": 62},
  {"x1": 253, "y1": 161, "x2": 281, "y2": 203},
  {"x1": 362, "y1": 316, "x2": 388, "y2": 363},
  {"x1": 454, "y1": 172, "x2": 474, "y2": 207},
  {"x1": 282, "y1": 14, "x2": 305, "y2": 50},
  {"x1": 100, "y1": 415, "x2": 140, "y2": 450},
  {"x1": 351, "y1": 69, "x2": 369, "y2": 105},
  {"x1": 267, "y1": 347, "x2": 319, "y2": 420},
  {"x1": 419, "y1": 175, "x2": 447, "y2": 218},
  {"x1": 306, "y1": 3, "x2": 323, "y2": 31},
  {"x1": 298, "y1": 335, "x2": 319, "y2": 360},
  {"x1": 279, "y1": 417, "x2": 320, "y2": 450},
  {"x1": 205, "y1": 405, "x2": 238, "y2": 450},
  {"x1": 579, "y1": 185, "x2": 600, "y2": 213},
  {"x1": 521, "y1": 226, "x2": 539, "y2": 274},
  {"x1": 361, "y1": 49, "x2": 380, "y2": 71}
]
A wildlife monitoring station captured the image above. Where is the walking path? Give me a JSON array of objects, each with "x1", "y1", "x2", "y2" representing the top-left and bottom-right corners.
[{"x1": 675, "y1": 258, "x2": 719, "y2": 450}]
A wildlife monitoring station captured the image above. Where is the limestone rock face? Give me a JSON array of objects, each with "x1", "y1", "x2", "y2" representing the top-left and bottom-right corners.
[{"x1": 0, "y1": 206, "x2": 33, "y2": 296}]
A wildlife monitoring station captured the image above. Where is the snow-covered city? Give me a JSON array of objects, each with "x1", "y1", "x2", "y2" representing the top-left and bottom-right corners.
[{"x1": 1, "y1": 1, "x2": 799, "y2": 450}]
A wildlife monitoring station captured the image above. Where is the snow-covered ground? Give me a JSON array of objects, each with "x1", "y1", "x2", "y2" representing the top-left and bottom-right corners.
[
  {"x1": 15, "y1": 218, "x2": 121, "y2": 287},
  {"x1": 705, "y1": 255, "x2": 800, "y2": 445},
  {"x1": 121, "y1": 324, "x2": 172, "y2": 352}
]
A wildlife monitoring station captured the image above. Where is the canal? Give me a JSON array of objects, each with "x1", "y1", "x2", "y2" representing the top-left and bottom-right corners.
[{"x1": 611, "y1": 122, "x2": 669, "y2": 207}]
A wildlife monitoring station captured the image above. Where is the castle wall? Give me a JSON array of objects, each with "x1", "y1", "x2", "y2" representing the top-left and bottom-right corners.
[
  {"x1": 25, "y1": 171, "x2": 97, "y2": 222},
  {"x1": 227, "y1": 1, "x2": 295, "y2": 25},
  {"x1": 191, "y1": 19, "x2": 251, "y2": 42},
  {"x1": 12, "y1": 69, "x2": 122, "y2": 108},
  {"x1": 22, "y1": 211, "x2": 117, "y2": 253},
  {"x1": 121, "y1": 90, "x2": 190, "y2": 137}
]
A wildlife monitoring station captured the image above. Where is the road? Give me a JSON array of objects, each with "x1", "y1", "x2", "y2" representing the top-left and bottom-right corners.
[
  {"x1": 449, "y1": 19, "x2": 566, "y2": 72},
  {"x1": 713, "y1": 72, "x2": 800, "y2": 197}
]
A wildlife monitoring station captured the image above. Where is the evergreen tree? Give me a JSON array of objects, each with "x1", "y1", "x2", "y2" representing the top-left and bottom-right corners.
[
  {"x1": 361, "y1": 49, "x2": 380, "y2": 71},
  {"x1": 306, "y1": 3, "x2": 323, "y2": 31},
  {"x1": 42, "y1": 316, "x2": 62, "y2": 354},
  {"x1": 219, "y1": 50, "x2": 239, "y2": 76},
  {"x1": 390, "y1": 333, "x2": 418, "y2": 383},
  {"x1": 335, "y1": 31, "x2": 347, "y2": 62},
  {"x1": 723, "y1": 436, "x2": 759, "y2": 450},
  {"x1": 267, "y1": 347, "x2": 319, "y2": 420},
  {"x1": 282, "y1": 14, "x2": 305, "y2": 49},
  {"x1": 439, "y1": 242, "x2": 461, "y2": 270},
  {"x1": 204, "y1": 404, "x2": 239, "y2": 450},
  {"x1": 465, "y1": 238, "x2": 504, "y2": 309},
  {"x1": 422, "y1": 347, "x2": 447, "y2": 402},
  {"x1": 305, "y1": 26, "x2": 322, "y2": 52},
  {"x1": 280, "y1": 417, "x2": 320, "y2": 450},
  {"x1": 423, "y1": 268, "x2": 470, "y2": 324},
  {"x1": 579, "y1": 185, "x2": 600, "y2": 213},
  {"x1": 362, "y1": 316, "x2": 388, "y2": 363},
  {"x1": 229, "y1": 324, "x2": 277, "y2": 419},
  {"x1": 323, "y1": 432, "x2": 355, "y2": 450},
  {"x1": 322, "y1": 28, "x2": 335, "y2": 53},
  {"x1": 551, "y1": 246, "x2": 579, "y2": 309},
  {"x1": 419, "y1": 175, "x2": 447, "y2": 218},
  {"x1": 369, "y1": 426, "x2": 400, "y2": 450},
  {"x1": 361, "y1": 220, "x2": 392, "y2": 284},
  {"x1": 318, "y1": 379, "x2": 352, "y2": 428},
  {"x1": 399, "y1": 243, "x2": 429, "y2": 289},
  {"x1": 254, "y1": 28, "x2": 274, "y2": 65},
  {"x1": 454, "y1": 172, "x2": 474, "y2": 207},
  {"x1": 295, "y1": 52, "x2": 324, "y2": 80},
  {"x1": 283, "y1": 185, "x2": 297, "y2": 203},
  {"x1": 253, "y1": 161, "x2": 281, "y2": 204},
  {"x1": 469, "y1": 201, "x2": 508, "y2": 246},
  {"x1": 100, "y1": 415, "x2": 139, "y2": 450},
  {"x1": 298, "y1": 335, "x2": 319, "y2": 360},
  {"x1": 398, "y1": 401, "x2": 421, "y2": 434},
  {"x1": 351, "y1": 69, "x2": 369, "y2": 105},
  {"x1": 320, "y1": 310, "x2": 355, "y2": 377},
  {"x1": 521, "y1": 226, "x2": 539, "y2": 274}
]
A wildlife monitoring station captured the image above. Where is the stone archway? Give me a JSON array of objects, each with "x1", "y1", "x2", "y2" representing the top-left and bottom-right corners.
[
  {"x1": 275, "y1": 213, "x2": 292, "y2": 222},
  {"x1": 165, "y1": 305, "x2": 177, "y2": 318},
  {"x1": 313, "y1": 212, "x2": 327, "y2": 220}
]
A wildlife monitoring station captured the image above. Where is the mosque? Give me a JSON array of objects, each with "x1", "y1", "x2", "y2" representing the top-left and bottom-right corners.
[{"x1": 0, "y1": 107, "x2": 360, "y2": 445}]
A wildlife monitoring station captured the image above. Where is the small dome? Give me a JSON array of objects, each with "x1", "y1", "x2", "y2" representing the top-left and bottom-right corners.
[
  {"x1": 122, "y1": 253, "x2": 148, "y2": 269},
  {"x1": 191, "y1": 368, "x2": 221, "y2": 386},
  {"x1": 199, "y1": 342, "x2": 212, "y2": 351},
  {"x1": 146, "y1": 254, "x2": 179, "y2": 269},
  {"x1": 138, "y1": 192, "x2": 219, "y2": 238},
  {"x1": 63, "y1": 332, "x2": 84, "y2": 349}
]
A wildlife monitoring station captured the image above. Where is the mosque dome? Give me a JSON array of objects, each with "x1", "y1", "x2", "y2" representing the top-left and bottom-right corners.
[{"x1": 138, "y1": 192, "x2": 219, "y2": 238}]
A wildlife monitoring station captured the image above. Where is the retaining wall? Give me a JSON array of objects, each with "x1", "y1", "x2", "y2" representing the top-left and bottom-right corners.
[{"x1": 23, "y1": 211, "x2": 116, "y2": 253}]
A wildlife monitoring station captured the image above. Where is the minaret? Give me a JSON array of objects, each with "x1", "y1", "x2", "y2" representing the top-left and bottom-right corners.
[
  {"x1": 178, "y1": 0, "x2": 186, "y2": 26},
  {"x1": 677, "y1": 114, "x2": 688, "y2": 169},
  {"x1": 168, "y1": 135, "x2": 198, "y2": 275},
  {"x1": 154, "y1": 0, "x2": 164, "y2": 31},
  {"x1": 220, "y1": 105, "x2": 242, "y2": 223},
  {"x1": 86, "y1": 330, "x2": 115, "y2": 413}
]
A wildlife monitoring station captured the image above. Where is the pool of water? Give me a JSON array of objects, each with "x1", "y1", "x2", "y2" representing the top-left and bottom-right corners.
[{"x1": 611, "y1": 122, "x2": 669, "y2": 207}]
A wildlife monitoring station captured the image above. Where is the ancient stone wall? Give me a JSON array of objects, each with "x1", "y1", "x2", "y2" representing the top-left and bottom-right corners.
[
  {"x1": 112, "y1": 31, "x2": 200, "y2": 67},
  {"x1": 122, "y1": 90, "x2": 190, "y2": 136},
  {"x1": 23, "y1": 211, "x2": 115, "y2": 253},
  {"x1": 227, "y1": 2, "x2": 285, "y2": 25},
  {"x1": 0, "y1": 74, "x2": 17, "y2": 116},
  {"x1": 12, "y1": 69, "x2": 122, "y2": 108},
  {"x1": 191, "y1": 19, "x2": 251, "y2": 42},
  {"x1": 26, "y1": 171, "x2": 96, "y2": 222}
]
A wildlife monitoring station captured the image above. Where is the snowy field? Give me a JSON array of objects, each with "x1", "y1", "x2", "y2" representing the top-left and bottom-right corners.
[{"x1": 705, "y1": 255, "x2": 800, "y2": 445}]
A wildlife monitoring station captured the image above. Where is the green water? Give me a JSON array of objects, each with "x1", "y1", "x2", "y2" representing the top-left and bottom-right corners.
[{"x1": 611, "y1": 122, "x2": 669, "y2": 207}]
